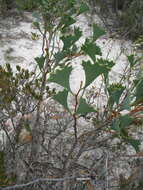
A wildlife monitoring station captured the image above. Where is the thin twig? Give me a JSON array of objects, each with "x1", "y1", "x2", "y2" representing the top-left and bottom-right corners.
[
  {"x1": 0, "y1": 177, "x2": 93, "y2": 190},
  {"x1": 73, "y1": 81, "x2": 83, "y2": 141}
]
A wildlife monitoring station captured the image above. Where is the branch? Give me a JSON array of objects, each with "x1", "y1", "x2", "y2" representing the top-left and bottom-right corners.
[
  {"x1": 0, "y1": 177, "x2": 93, "y2": 190},
  {"x1": 73, "y1": 81, "x2": 83, "y2": 141}
]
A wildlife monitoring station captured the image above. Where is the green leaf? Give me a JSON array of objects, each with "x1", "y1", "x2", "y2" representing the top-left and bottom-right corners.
[
  {"x1": 61, "y1": 27, "x2": 82, "y2": 50},
  {"x1": 81, "y1": 39, "x2": 101, "y2": 62},
  {"x1": 76, "y1": 97, "x2": 96, "y2": 115},
  {"x1": 127, "y1": 54, "x2": 139, "y2": 68},
  {"x1": 53, "y1": 89, "x2": 69, "y2": 111},
  {"x1": 77, "y1": 2, "x2": 89, "y2": 15},
  {"x1": 61, "y1": 15, "x2": 76, "y2": 30},
  {"x1": 111, "y1": 115, "x2": 133, "y2": 135},
  {"x1": 108, "y1": 83, "x2": 125, "y2": 107},
  {"x1": 82, "y1": 59, "x2": 114, "y2": 87},
  {"x1": 54, "y1": 50, "x2": 69, "y2": 64},
  {"x1": 111, "y1": 118, "x2": 121, "y2": 132},
  {"x1": 126, "y1": 138, "x2": 141, "y2": 152},
  {"x1": 120, "y1": 95, "x2": 131, "y2": 111},
  {"x1": 93, "y1": 24, "x2": 106, "y2": 41},
  {"x1": 49, "y1": 66, "x2": 72, "y2": 90},
  {"x1": 16, "y1": 65, "x2": 21, "y2": 71},
  {"x1": 33, "y1": 21, "x2": 40, "y2": 29},
  {"x1": 35, "y1": 56, "x2": 45, "y2": 70},
  {"x1": 132, "y1": 78, "x2": 143, "y2": 106},
  {"x1": 119, "y1": 115, "x2": 133, "y2": 128},
  {"x1": 54, "y1": 45, "x2": 78, "y2": 64}
]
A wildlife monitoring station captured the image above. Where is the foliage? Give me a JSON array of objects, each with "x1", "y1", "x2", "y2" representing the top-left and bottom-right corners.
[
  {"x1": 15, "y1": 0, "x2": 37, "y2": 10},
  {"x1": 88, "y1": 0, "x2": 143, "y2": 40},
  {"x1": 119, "y1": 0, "x2": 143, "y2": 39},
  {"x1": 0, "y1": 151, "x2": 16, "y2": 186},
  {"x1": 0, "y1": 0, "x2": 143, "y2": 189},
  {"x1": 0, "y1": 0, "x2": 13, "y2": 14},
  {"x1": 0, "y1": 0, "x2": 37, "y2": 13},
  {"x1": 0, "y1": 151, "x2": 7, "y2": 186}
]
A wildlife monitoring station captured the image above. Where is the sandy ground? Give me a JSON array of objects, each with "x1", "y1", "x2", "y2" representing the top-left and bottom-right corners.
[{"x1": 0, "y1": 11, "x2": 133, "y2": 83}]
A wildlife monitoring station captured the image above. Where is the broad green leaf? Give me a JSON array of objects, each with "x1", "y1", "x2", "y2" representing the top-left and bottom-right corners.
[
  {"x1": 54, "y1": 45, "x2": 79, "y2": 64},
  {"x1": 108, "y1": 83, "x2": 125, "y2": 107},
  {"x1": 82, "y1": 59, "x2": 114, "y2": 87},
  {"x1": 76, "y1": 97, "x2": 96, "y2": 115},
  {"x1": 127, "y1": 54, "x2": 139, "y2": 68},
  {"x1": 120, "y1": 95, "x2": 131, "y2": 111},
  {"x1": 53, "y1": 89, "x2": 69, "y2": 111},
  {"x1": 97, "y1": 58, "x2": 115, "y2": 70},
  {"x1": 54, "y1": 50, "x2": 69, "y2": 64},
  {"x1": 49, "y1": 66, "x2": 72, "y2": 90},
  {"x1": 35, "y1": 56, "x2": 45, "y2": 70},
  {"x1": 33, "y1": 21, "x2": 40, "y2": 29},
  {"x1": 93, "y1": 24, "x2": 106, "y2": 41},
  {"x1": 61, "y1": 27, "x2": 82, "y2": 50},
  {"x1": 61, "y1": 15, "x2": 76, "y2": 30},
  {"x1": 16, "y1": 65, "x2": 21, "y2": 71},
  {"x1": 81, "y1": 39, "x2": 101, "y2": 62},
  {"x1": 77, "y1": 2, "x2": 89, "y2": 15},
  {"x1": 120, "y1": 115, "x2": 133, "y2": 128},
  {"x1": 111, "y1": 118, "x2": 121, "y2": 132},
  {"x1": 111, "y1": 115, "x2": 133, "y2": 135},
  {"x1": 126, "y1": 138, "x2": 141, "y2": 152}
]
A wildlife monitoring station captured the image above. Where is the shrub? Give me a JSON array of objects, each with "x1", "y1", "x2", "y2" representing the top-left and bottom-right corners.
[
  {"x1": 0, "y1": 0, "x2": 143, "y2": 189},
  {"x1": 0, "y1": 0, "x2": 14, "y2": 14},
  {"x1": 88, "y1": 0, "x2": 143, "y2": 40},
  {"x1": 119, "y1": 0, "x2": 143, "y2": 39},
  {"x1": 15, "y1": 0, "x2": 37, "y2": 10}
]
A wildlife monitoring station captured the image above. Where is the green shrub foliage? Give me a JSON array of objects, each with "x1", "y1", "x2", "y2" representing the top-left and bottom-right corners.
[{"x1": 0, "y1": 0, "x2": 143, "y2": 188}]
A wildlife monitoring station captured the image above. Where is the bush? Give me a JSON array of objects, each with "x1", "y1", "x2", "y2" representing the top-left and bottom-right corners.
[
  {"x1": 88, "y1": 0, "x2": 143, "y2": 40},
  {"x1": 0, "y1": 0, "x2": 37, "y2": 14},
  {"x1": 15, "y1": 0, "x2": 37, "y2": 10},
  {"x1": 0, "y1": 0, "x2": 143, "y2": 189},
  {"x1": 0, "y1": 0, "x2": 14, "y2": 14},
  {"x1": 119, "y1": 0, "x2": 143, "y2": 39}
]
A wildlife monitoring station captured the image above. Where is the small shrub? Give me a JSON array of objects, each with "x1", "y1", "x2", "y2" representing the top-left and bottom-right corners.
[
  {"x1": 119, "y1": 0, "x2": 143, "y2": 39},
  {"x1": 16, "y1": 0, "x2": 37, "y2": 10},
  {"x1": 88, "y1": 0, "x2": 143, "y2": 40},
  {"x1": 0, "y1": 0, "x2": 14, "y2": 14},
  {"x1": 0, "y1": 0, "x2": 143, "y2": 189}
]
